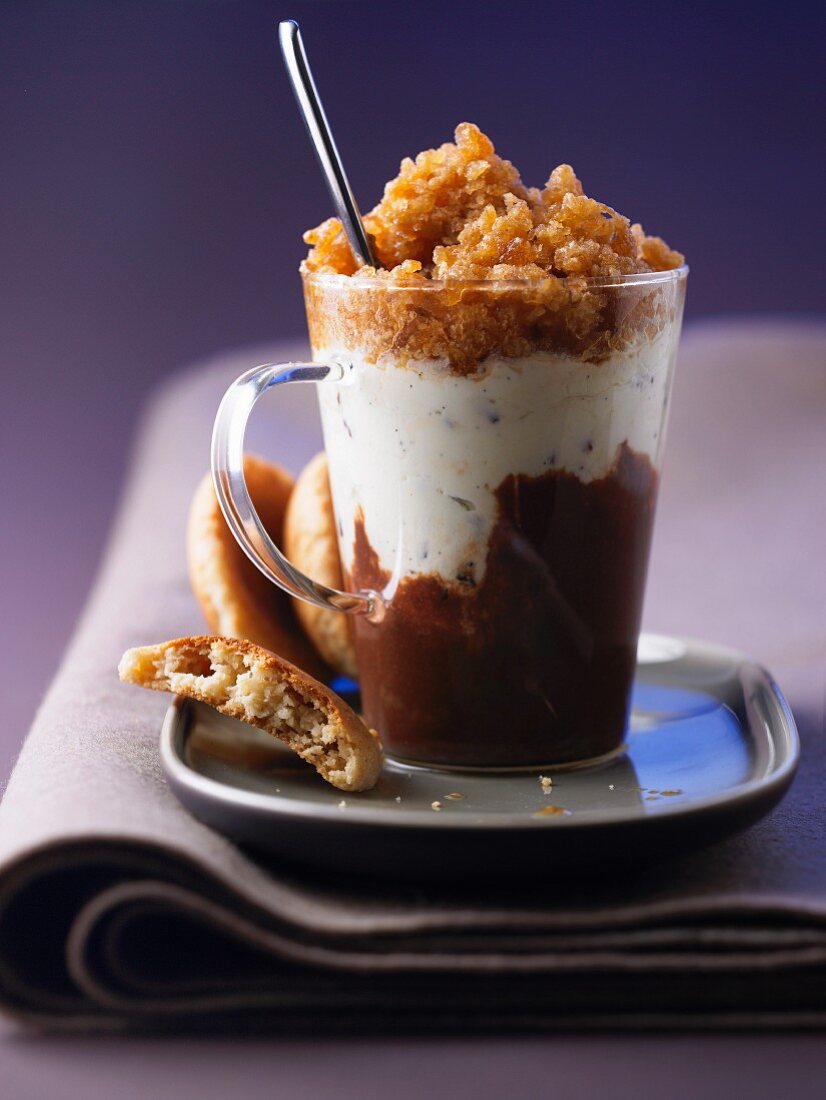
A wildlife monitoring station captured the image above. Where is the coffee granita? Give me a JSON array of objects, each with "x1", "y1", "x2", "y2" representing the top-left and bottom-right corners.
[
  {"x1": 302, "y1": 123, "x2": 686, "y2": 767},
  {"x1": 303, "y1": 123, "x2": 683, "y2": 370}
]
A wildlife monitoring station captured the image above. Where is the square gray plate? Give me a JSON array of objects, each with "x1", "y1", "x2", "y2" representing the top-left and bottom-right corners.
[{"x1": 160, "y1": 634, "x2": 799, "y2": 879}]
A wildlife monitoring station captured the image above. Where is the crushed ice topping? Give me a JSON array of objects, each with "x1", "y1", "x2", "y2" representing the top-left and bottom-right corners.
[
  {"x1": 304, "y1": 123, "x2": 682, "y2": 281},
  {"x1": 302, "y1": 126, "x2": 685, "y2": 370}
]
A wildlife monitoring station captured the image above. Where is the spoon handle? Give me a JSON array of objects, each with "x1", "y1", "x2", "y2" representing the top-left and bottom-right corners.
[{"x1": 279, "y1": 19, "x2": 377, "y2": 269}]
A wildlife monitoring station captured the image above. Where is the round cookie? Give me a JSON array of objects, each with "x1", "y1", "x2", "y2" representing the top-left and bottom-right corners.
[
  {"x1": 284, "y1": 452, "x2": 358, "y2": 679},
  {"x1": 187, "y1": 454, "x2": 328, "y2": 681}
]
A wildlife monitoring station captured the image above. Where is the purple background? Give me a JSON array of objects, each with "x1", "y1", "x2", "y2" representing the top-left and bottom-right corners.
[{"x1": 2, "y1": 0, "x2": 825, "y2": 1093}]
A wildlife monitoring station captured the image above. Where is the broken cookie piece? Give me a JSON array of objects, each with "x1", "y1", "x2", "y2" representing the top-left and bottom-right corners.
[{"x1": 118, "y1": 635, "x2": 382, "y2": 792}]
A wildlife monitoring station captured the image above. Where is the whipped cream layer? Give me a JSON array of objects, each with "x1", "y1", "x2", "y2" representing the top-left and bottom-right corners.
[{"x1": 316, "y1": 329, "x2": 678, "y2": 591}]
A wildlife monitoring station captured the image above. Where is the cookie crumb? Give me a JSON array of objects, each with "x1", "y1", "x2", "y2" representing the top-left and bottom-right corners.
[
  {"x1": 608, "y1": 784, "x2": 615, "y2": 790},
  {"x1": 660, "y1": 789, "x2": 682, "y2": 796},
  {"x1": 431, "y1": 800, "x2": 442, "y2": 811},
  {"x1": 532, "y1": 805, "x2": 571, "y2": 817},
  {"x1": 645, "y1": 795, "x2": 659, "y2": 801},
  {"x1": 539, "y1": 775, "x2": 553, "y2": 791},
  {"x1": 395, "y1": 795, "x2": 402, "y2": 803},
  {"x1": 338, "y1": 800, "x2": 347, "y2": 809},
  {"x1": 445, "y1": 792, "x2": 465, "y2": 801}
]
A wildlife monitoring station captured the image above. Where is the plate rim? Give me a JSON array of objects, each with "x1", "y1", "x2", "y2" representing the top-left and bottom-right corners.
[{"x1": 159, "y1": 633, "x2": 800, "y2": 834}]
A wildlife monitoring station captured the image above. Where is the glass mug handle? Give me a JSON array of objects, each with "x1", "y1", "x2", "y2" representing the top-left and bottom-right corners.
[{"x1": 210, "y1": 360, "x2": 380, "y2": 620}]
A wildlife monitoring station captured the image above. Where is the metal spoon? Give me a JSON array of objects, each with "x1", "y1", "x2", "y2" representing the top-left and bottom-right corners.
[{"x1": 278, "y1": 19, "x2": 378, "y2": 269}]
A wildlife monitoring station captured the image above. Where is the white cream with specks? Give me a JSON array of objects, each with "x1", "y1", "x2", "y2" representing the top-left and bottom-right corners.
[{"x1": 316, "y1": 328, "x2": 679, "y2": 590}]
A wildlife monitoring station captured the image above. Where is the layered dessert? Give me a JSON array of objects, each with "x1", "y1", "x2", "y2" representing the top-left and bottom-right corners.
[{"x1": 301, "y1": 124, "x2": 686, "y2": 768}]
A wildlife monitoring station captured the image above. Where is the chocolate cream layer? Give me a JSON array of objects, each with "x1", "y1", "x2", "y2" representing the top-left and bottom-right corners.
[{"x1": 316, "y1": 328, "x2": 678, "y2": 767}]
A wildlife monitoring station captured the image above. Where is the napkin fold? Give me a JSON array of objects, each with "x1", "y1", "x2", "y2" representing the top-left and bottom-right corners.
[{"x1": 0, "y1": 321, "x2": 824, "y2": 1031}]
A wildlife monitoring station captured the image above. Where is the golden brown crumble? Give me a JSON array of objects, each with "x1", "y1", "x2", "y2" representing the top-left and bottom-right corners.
[
  {"x1": 302, "y1": 123, "x2": 685, "y2": 370},
  {"x1": 304, "y1": 123, "x2": 682, "y2": 279}
]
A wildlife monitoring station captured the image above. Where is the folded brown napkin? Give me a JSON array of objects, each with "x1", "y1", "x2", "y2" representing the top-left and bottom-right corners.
[{"x1": 0, "y1": 322, "x2": 823, "y2": 1032}]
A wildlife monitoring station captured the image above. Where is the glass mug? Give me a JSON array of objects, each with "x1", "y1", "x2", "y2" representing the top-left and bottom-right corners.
[{"x1": 212, "y1": 268, "x2": 687, "y2": 770}]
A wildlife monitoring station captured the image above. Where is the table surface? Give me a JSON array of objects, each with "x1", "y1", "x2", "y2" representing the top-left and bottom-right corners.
[
  {"x1": 3, "y1": 329, "x2": 826, "y2": 1098},
  {"x1": 2, "y1": 1027, "x2": 826, "y2": 1100}
]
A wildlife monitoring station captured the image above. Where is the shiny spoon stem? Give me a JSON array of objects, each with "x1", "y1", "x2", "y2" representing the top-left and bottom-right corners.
[{"x1": 278, "y1": 19, "x2": 377, "y2": 269}]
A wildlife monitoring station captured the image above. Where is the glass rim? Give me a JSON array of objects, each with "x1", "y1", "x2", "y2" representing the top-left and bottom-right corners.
[{"x1": 301, "y1": 264, "x2": 688, "y2": 292}]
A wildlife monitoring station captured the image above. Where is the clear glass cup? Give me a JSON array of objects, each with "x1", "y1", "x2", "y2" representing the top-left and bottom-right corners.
[{"x1": 212, "y1": 266, "x2": 687, "y2": 770}]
